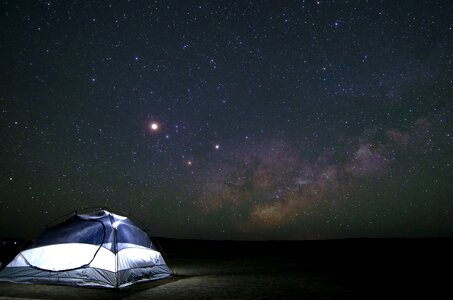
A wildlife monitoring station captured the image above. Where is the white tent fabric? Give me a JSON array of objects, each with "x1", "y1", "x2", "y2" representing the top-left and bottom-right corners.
[{"x1": 0, "y1": 210, "x2": 171, "y2": 288}]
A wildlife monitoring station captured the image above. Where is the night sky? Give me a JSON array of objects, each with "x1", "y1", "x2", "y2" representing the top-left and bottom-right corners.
[{"x1": 1, "y1": 0, "x2": 452, "y2": 240}]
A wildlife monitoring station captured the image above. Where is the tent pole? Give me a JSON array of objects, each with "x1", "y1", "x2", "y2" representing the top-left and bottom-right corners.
[{"x1": 108, "y1": 212, "x2": 119, "y2": 288}]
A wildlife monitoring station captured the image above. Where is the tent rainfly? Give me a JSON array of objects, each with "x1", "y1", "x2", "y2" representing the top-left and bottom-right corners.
[{"x1": 0, "y1": 209, "x2": 171, "y2": 288}]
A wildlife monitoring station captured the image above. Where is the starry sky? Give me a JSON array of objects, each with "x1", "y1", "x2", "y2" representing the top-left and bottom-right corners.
[{"x1": 1, "y1": 0, "x2": 452, "y2": 240}]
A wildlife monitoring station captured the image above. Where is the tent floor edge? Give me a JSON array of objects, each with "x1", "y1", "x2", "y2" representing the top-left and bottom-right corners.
[
  {"x1": 0, "y1": 266, "x2": 116, "y2": 288},
  {"x1": 117, "y1": 265, "x2": 172, "y2": 288}
]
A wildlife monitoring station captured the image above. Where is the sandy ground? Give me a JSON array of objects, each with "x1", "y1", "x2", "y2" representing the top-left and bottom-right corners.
[{"x1": 0, "y1": 238, "x2": 451, "y2": 299}]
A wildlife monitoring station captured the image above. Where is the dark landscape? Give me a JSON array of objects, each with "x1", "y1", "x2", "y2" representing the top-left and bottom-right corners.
[{"x1": 1, "y1": 237, "x2": 452, "y2": 299}]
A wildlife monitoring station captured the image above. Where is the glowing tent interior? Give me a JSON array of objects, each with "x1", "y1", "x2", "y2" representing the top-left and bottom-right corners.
[{"x1": 0, "y1": 209, "x2": 171, "y2": 288}]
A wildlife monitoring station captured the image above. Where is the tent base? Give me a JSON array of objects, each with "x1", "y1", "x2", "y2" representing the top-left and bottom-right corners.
[{"x1": 0, "y1": 265, "x2": 171, "y2": 288}]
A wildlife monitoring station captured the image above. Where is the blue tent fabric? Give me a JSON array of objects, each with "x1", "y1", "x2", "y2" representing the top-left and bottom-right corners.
[
  {"x1": 33, "y1": 211, "x2": 152, "y2": 251},
  {"x1": 33, "y1": 217, "x2": 106, "y2": 248}
]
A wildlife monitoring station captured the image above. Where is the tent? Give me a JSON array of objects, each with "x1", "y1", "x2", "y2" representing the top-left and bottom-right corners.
[{"x1": 0, "y1": 209, "x2": 171, "y2": 288}]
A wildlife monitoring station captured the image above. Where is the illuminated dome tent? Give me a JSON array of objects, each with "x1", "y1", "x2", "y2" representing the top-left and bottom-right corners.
[{"x1": 0, "y1": 209, "x2": 171, "y2": 288}]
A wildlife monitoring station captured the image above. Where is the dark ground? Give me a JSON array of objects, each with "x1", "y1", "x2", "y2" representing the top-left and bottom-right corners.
[{"x1": 0, "y1": 238, "x2": 452, "y2": 299}]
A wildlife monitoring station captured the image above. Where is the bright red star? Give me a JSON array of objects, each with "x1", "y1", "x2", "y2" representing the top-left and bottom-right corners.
[{"x1": 150, "y1": 122, "x2": 159, "y2": 131}]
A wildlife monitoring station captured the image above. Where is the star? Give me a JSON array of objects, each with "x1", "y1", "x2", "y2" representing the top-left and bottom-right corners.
[{"x1": 150, "y1": 122, "x2": 159, "y2": 131}]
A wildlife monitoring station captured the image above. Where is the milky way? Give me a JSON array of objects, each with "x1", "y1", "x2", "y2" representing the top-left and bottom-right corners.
[
  {"x1": 0, "y1": 1, "x2": 452, "y2": 239},
  {"x1": 186, "y1": 113, "x2": 450, "y2": 239}
]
